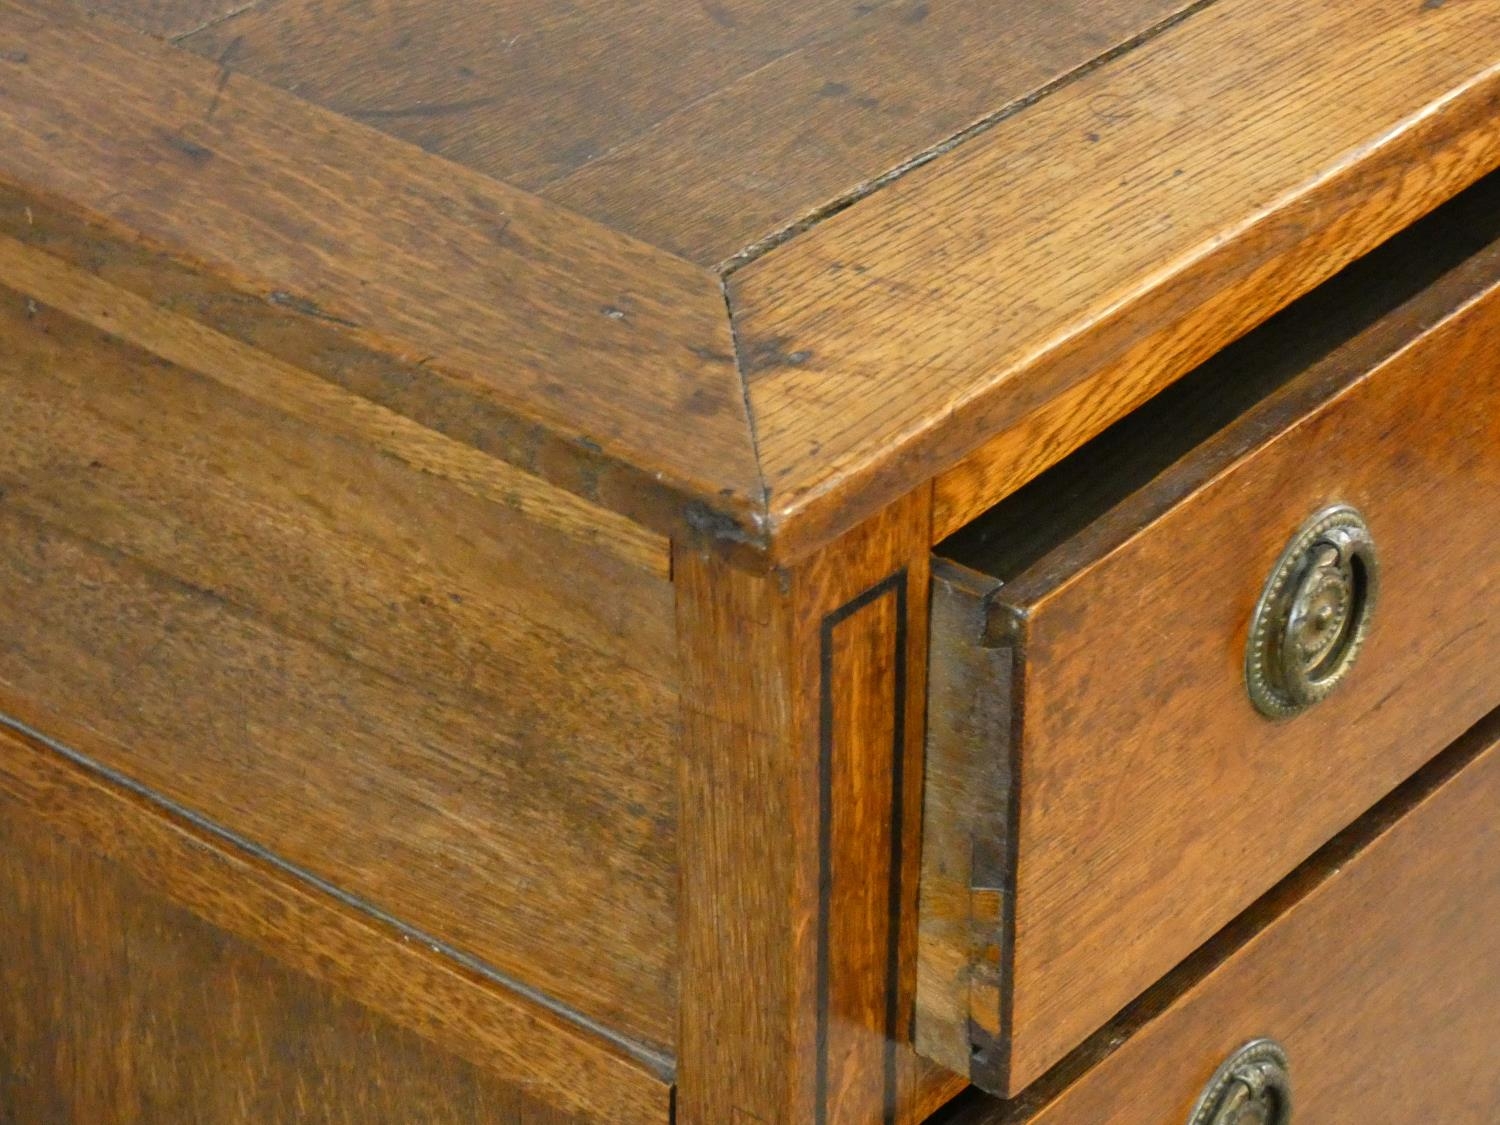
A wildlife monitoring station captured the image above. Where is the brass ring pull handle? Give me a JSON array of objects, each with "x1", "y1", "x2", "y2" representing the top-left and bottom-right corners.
[
  {"x1": 1246, "y1": 505, "x2": 1379, "y2": 719},
  {"x1": 1187, "y1": 1038, "x2": 1293, "y2": 1125}
]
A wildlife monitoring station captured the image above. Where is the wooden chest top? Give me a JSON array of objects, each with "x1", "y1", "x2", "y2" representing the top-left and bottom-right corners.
[{"x1": 3, "y1": 0, "x2": 1499, "y2": 564}]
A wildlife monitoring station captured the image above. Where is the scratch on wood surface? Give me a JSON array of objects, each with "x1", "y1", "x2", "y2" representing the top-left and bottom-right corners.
[{"x1": 716, "y1": 0, "x2": 1224, "y2": 274}]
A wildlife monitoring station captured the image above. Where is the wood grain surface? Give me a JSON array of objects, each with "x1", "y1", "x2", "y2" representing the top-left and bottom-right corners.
[
  {"x1": 0, "y1": 232, "x2": 670, "y2": 577},
  {"x1": 0, "y1": 794, "x2": 584, "y2": 1124},
  {"x1": 941, "y1": 709, "x2": 1500, "y2": 1125},
  {"x1": 180, "y1": 0, "x2": 1196, "y2": 267},
  {"x1": 915, "y1": 562, "x2": 1016, "y2": 1084},
  {"x1": 0, "y1": 285, "x2": 681, "y2": 1053},
  {"x1": 0, "y1": 0, "x2": 761, "y2": 548},
  {"x1": 731, "y1": 0, "x2": 1500, "y2": 559},
  {"x1": 0, "y1": 721, "x2": 671, "y2": 1125},
  {"x1": 6, "y1": 3, "x2": 1499, "y2": 1120},
  {"x1": 676, "y1": 489, "x2": 961, "y2": 1123},
  {"x1": 73, "y1": 0, "x2": 251, "y2": 39},
  {"x1": 11, "y1": 0, "x2": 1500, "y2": 562},
  {"x1": 184, "y1": 0, "x2": 883, "y2": 194},
  {"x1": 544, "y1": 0, "x2": 1197, "y2": 267},
  {"x1": 923, "y1": 218, "x2": 1500, "y2": 1092}
]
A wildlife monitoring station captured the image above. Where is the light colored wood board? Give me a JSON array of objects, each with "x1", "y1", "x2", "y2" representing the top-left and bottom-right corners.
[
  {"x1": 730, "y1": 0, "x2": 1500, "y2": 558},
  {"x1": 0, "y1": 1, "x2": 761, "y2": 547},
  {"x1": 0, "y1": 721, "x2": 670, "y2": 1124},
  {"x1": 542, "y1": 0, "x2": 1195, "y2": 266},
  {"x1": 0, "y1": 233, "x2": 670, "y2": 578},
  {"x1": 994, "y1": 247, "x2": 1500, "y2": 1088},
  {"x1": 947, "y1": 709, "x2": 1500, "y2": 1125},
  {"x1": 0, "y1": 290, "x2": 680, "y2": 1051},
  {"x1": 675, "y1": 546, "x2": 804, "y2": 1124},
  {"x1": 675, "y1": 488, "x2": 934, "y2": 1123}
]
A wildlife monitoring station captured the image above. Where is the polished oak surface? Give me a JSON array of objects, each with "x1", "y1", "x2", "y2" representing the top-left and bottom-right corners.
[
  {"x1": 0, "y1": 286, "x2": 681, "y2": 1051},
  {"x1": 1, "y1": 3, "x2": 1497, "y2": 1122},
  {"x1": 5, "y1": 0, "x2": 1496, "y2": 556}
]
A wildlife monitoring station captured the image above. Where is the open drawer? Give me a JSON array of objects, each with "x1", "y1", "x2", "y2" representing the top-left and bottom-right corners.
[
  {"x1": 916, "y1": 172, "x2": 1500, "y2": 1094},
  {"x1": 940, "y1": 709, "x2": 1500, "y2": 1125}
]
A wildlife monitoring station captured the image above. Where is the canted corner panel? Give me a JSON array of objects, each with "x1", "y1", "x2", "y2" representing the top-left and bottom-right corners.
[
  {"x1": 676, "y1": 489, "x2": 948, "y2": 1125},
  {"x1": 816, "y1": 571, "x2": 912, "y2": 1124}
]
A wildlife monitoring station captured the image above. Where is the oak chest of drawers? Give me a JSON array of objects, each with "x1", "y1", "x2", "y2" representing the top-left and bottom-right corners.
[{"x1": 1, "y1": 1, "x2": 1497, "y2": 1122}]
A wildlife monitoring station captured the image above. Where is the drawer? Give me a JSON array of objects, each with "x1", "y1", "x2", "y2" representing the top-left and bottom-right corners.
[
  {"x1": 942, "y1": 709, "x2": 1500, "y2": 1125},
  {"x1": 917, "y1": 174, "x2": 1500, "y2": 1094}
]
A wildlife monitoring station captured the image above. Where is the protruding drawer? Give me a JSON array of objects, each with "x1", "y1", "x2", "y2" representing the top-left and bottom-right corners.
[
  {"x1": 917, "y1": 173, "x2": 1500, "y2": 1094},
  {"x1": 939, "y1": 709, "x2": 1500, "y2": 1125}
]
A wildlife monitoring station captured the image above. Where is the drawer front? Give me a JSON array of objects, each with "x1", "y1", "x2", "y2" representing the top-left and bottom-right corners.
[
  {"x1": 918, "y1": 209, "x2": 1500, "y2": 1091},
  {"x1": 949, "y1": 709, "x2": 1500, "y2": 1125}
]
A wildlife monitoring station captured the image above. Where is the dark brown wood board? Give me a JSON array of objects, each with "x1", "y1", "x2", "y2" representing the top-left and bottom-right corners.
[
  {"x1": 73, "y1": 0, "x2": 243, "y2": 38},
  {"x1": 178, "y1": 0, "x2": 1199, "y2": 266},
  {"x1": 0, "y1": 788, "x2": 583, "y2": 1124}
]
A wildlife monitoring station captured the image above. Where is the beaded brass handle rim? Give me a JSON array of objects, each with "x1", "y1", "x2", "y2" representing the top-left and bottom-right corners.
[
  {"x1": 1246, "y1": 505, "x2": 1379, "y2": 719},
  {"x1": 1187, "y1": 1038, "x2": 1292, "y2": 1125}
]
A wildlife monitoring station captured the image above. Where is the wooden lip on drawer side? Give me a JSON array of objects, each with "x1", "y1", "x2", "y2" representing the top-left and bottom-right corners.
[
  {"x1": 917, "y1": 171, "x2": 1500, "y2": 1096},
  {"x1": 939, "y1": 707, "x2": 1500, "y2": 1125}
]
